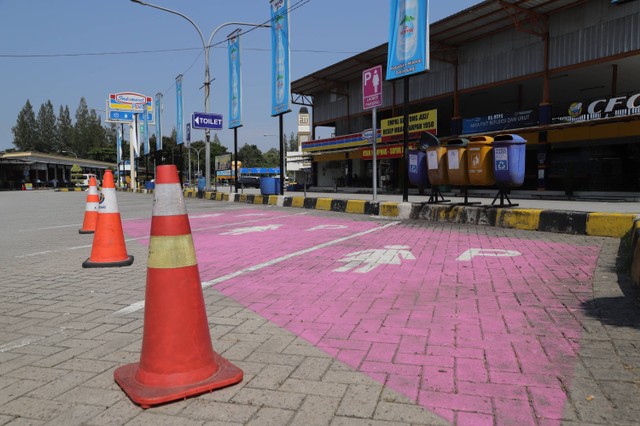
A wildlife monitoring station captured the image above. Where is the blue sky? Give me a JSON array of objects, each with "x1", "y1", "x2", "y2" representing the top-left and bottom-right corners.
[{"x1": 0, "y1": 0, "x2": 479, "y2": 153}]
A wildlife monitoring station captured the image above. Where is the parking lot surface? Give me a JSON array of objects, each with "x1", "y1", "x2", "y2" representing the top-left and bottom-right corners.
[{"x1": 0, "y1": 190, "x2": 639, "y2": 425}]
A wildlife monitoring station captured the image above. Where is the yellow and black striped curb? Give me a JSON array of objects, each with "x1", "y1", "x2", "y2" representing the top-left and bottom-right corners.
[
  {"x1": 191, "y1": 190, "x2": 638, "y2": 240},
  {"x1": 55, "y1": 187, "x2": 84, "y2": 192}
]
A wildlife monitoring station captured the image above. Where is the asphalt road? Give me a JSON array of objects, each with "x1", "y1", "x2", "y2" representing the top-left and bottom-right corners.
[{"x1": 1, "y1": 190, "x2": 639, "y2": 425}]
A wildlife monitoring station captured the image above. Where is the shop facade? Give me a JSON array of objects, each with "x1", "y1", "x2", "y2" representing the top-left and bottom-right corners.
[{"x1": 292, "y1": 0, "x2": 640, "y2": 195}]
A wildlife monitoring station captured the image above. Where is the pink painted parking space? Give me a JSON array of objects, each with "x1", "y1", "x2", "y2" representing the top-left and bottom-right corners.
[{"x1": 123, "y1": 209, "x2": 600, "y2": 425}]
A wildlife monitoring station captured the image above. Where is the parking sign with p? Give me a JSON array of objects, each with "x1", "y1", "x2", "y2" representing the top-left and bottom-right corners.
[{"x1": 363, "y1": 65, "x2": 383, "y2": 110}]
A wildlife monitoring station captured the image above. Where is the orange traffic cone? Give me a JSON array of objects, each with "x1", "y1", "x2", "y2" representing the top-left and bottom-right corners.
[
  {"x1": 82, "y1": 170, "x2": 134, "y2": 268},
  {"x1": 79, "y1": 176, "x2": 99, "y2": 234},
  {"x1": 114, "y1": 165, "x2": 242, "y2": 408}
]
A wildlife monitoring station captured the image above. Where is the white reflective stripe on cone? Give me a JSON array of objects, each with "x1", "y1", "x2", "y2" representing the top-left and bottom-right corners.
[
  {"x1": 152, "y1": 183, "x2": 187, "y2": 217},
  {"x1": 85, "y1": 202, "x2": 99, "y2": 212},
  {"x1": 98, "y1": 188, "x2": 120, "y2": 214}
]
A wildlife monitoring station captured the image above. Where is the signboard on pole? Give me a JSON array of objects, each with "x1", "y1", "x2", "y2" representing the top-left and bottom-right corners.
[
  {"x1": 192, "y1": 112, "x2": 223, "y2": 130},
  {"x1": 106, "y1": 92, "x2": 153, "y2": 123},
  {"x1": 363, "y1": 65, "x2": 383, "y2": 110}
]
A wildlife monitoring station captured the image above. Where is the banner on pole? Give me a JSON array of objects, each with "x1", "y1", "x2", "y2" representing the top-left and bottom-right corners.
[
  {"x1": 228, "y1": 31, "x2": 242, "y2": 129},
  {"x1": 142, "y1": 103, "x2": 150, "y2": 155},
  {"x1": 270, "y1": 0, "x2": 291, "y2": 116},
  {"x1": 155, "y1": 93, "x2": 162, "y2": 150},
  {"x1": 176, "y1": 74, "x2": 184, "y2": 145},
  {"x1": 386, "y1": 0, "x2": 430, "y2": 80},
  {"x1": 116, "y1": 126, "x2": 122, "y2": 166}
]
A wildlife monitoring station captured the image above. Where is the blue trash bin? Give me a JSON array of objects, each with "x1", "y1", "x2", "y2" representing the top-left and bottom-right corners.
[
  {"x1": 197, "y1": 177, "x2": 206, "y2": 191},
  {"x1": 260, "y1": 177, "x2": 280, "y2": 195},
  {"x1": 493, "y1": 134, "x2": 526, "y2": 187},
  {"x1": 407, "y1": 150, "x2": 428, "y2": 187}
]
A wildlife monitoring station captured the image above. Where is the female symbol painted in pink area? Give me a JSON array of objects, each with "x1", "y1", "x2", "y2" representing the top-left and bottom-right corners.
[
  {"x1": 333, "y1": 245, "x2": 415, "y2": 273},
  {"x1": 212, "y1": 226, "x2": 600, "y2": 425}
]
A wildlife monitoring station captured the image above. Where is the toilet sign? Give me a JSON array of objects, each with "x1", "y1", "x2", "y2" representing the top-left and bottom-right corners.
[{"x1": 363, "y1": 65, "x2": 383, "y2": 110}]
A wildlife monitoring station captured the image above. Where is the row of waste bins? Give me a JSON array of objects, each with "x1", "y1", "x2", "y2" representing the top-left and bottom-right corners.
[{"x1": 408, "y1": 134, "x2": 526, "y2": 188}]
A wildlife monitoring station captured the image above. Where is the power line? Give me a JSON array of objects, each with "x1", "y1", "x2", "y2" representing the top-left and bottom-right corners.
[{"x1": 0, "y1": 46, "x2": 359, "y2": 59}]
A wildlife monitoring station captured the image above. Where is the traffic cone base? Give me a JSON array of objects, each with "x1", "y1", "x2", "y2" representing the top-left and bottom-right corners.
[
  {"x1": 114, "y1": 352, "x2": 243, "y2": 408},
  {"x1": 78, "y1": 229, "x2": 94, "y2": 235},
  {"x1": 82, "y1": 255, "x2": 134, "y2": 268}
]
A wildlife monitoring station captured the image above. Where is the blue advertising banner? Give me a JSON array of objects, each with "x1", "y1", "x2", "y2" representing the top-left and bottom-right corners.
[
  {"x1": 176, "y1": 74, "x2": 184, "y2": 145},
  {"x1": 155, "y1": 93, "x2": 162, "y2": 151},
  {"x1": 142, "y1": 103, "x2": 149, "y2": 155},
  {"x1": 270, "y1": 0, "x2": 291, "y2": 116},
  {"x1": 386, "y1": 0, "x2": 430, "y2": 80},
  {"x1": 116, "y1": 125, "x2": 122, "y2": 166},
  {"x1": 228, "y1": 32, "x2": 242, "y2": 129},
  {"x1": 462, "y1": 110, "x2": 538, "y2": 134}
]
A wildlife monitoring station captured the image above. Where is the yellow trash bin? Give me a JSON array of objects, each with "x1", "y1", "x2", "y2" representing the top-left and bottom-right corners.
[
  {"x1": 467, "y1": 135, "x2": 495, "y2": 186},
  {"x1": 426, "y1": 145, "x2": 448, "y2": 185},
  {"x1": 446, "y1": 138, "x2": 470, "y2": 186}
]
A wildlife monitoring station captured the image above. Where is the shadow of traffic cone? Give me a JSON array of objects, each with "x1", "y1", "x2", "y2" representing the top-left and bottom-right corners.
[
  {"x1": 114, "y1": 164, "x2": 242, "y2": 408},
  {"x1": 82, "y1": 170, "x2": 134, "y2": 268},
  {"x1": 79, "y1": 176, "x2": 99, "y2": 234}
]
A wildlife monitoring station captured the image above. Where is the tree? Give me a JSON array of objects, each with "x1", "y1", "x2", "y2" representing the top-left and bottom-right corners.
[
  {"x1": 11, "y1": 100, "x2": 37, "y2": 151},
  {"x1": 70, "y1": 164, "x2": 83, "y2": 184},
  {"x1": 35, "y1": 100, "x2": 57, "y2": 153},
  {"x1": 288, "y1": 132, "x2": 297, "y2": 151},
  {"x1": 238, "y1": 143, "x2": 263, "y2": 168},
  {"x1": 73, "y1": 97, "x2": 107, "y2": 157},
  {"x1": 56, "y1": 105, "x2": 73, "y2": 154},
  {"x1": 262, "y1": 148, "x2": 280, "y2": 167}
]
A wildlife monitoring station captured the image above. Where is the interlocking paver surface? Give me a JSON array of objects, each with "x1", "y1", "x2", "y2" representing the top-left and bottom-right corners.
[{"x1": 1, "y1": 191, "x2": 639, "y2": 425}]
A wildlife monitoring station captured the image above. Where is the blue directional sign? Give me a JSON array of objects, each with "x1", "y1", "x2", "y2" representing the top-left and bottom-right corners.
[
  {"x1": 108, "y1": 111, "x2": 153, "y2": 123},
  {"x1": 192, "y1": 112, "x2": 223, "y2": 130}
]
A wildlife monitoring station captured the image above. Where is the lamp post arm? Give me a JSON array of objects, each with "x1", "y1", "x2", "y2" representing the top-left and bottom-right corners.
[{"x1": 130, "y1": 0, "x2": 206, "y2": 50}]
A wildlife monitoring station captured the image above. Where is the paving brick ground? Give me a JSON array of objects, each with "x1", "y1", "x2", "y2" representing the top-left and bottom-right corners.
[{"x1": 0, "y1": 190, "x2": 639, "y2": 425}]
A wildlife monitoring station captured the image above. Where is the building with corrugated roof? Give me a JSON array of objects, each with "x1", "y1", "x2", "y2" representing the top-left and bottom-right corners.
[{"x1": 291, "y1": 0, "x2": 640, "y2": 196}]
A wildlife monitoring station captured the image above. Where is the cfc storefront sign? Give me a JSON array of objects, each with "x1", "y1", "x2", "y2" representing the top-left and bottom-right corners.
[{"x1": 554, "y1": 91, "x2": 640, "y2": 123}]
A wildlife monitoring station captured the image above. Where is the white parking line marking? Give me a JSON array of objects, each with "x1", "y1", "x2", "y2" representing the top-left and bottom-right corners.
[
  {"x1": 14, "y1": 212, "x2": 308, "y2": 258},
  {"x1": 112, "y1": 221, "x2": 400, "y2": 316}
]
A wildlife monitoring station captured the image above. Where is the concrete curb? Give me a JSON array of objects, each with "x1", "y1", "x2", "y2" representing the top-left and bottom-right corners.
[{"x1": 195, "y1": 190, "x2": 637, "y2": 238}]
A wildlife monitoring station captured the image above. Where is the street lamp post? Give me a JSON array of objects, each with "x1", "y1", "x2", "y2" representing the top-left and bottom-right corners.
[
  {"x1": 191, "y1": 146, "x2": 205, "y2": 178},
  {"x1": 130, "y1": 0, "x2": 268, "y2": 191},
  {"x1": 61, "y1": 150, "x2": 78, "y2": 158}
]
